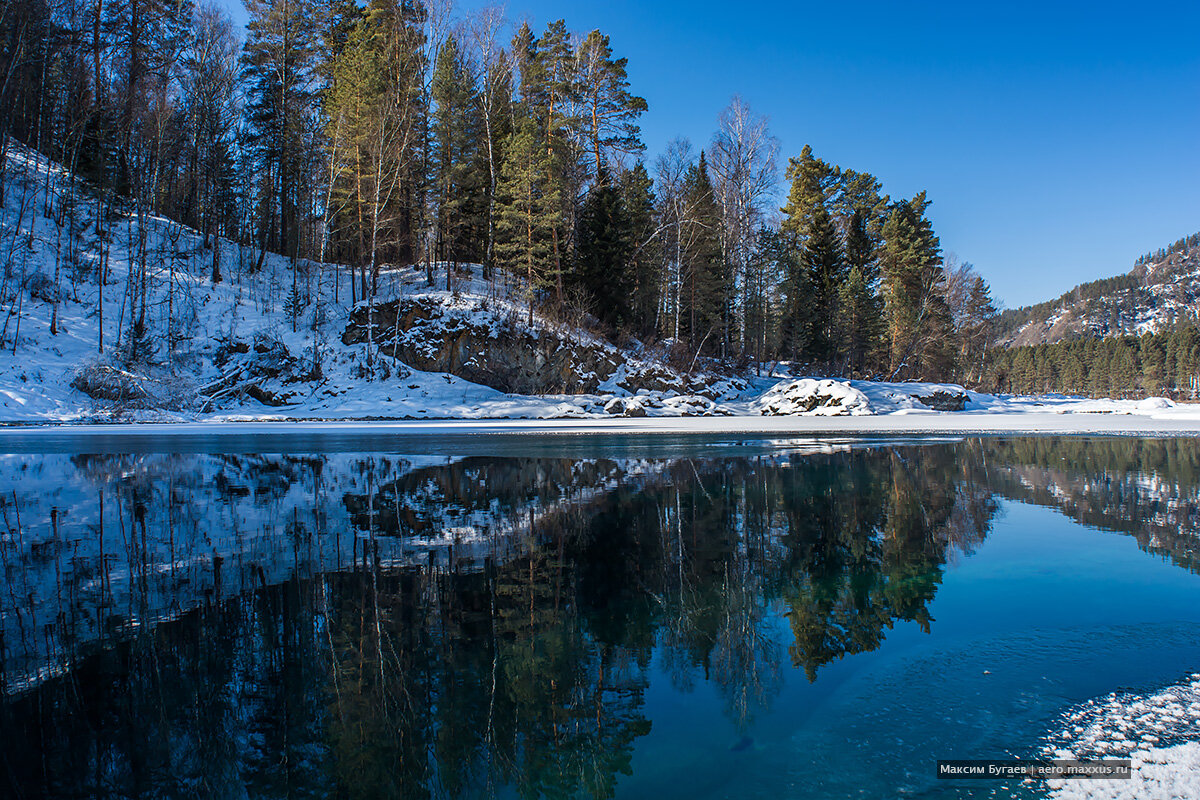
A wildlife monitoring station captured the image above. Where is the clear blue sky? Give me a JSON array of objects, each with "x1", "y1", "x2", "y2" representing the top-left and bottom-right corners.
[{"x1": 222, "y1": 0, "x2": 1200, "y2": 309}]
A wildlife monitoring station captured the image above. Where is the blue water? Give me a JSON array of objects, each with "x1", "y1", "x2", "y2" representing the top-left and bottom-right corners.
[
  {"x1": 2, "y1": 435, "x2": 1199, "y2": 798},
  {"x1": 620, "y1": 501, "x2": 1200, "y2": 798}
]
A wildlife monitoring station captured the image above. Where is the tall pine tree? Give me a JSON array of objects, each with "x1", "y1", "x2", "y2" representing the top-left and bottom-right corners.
[{"x1": 495, "y1": 118, "x2": 561, "y2": 324}]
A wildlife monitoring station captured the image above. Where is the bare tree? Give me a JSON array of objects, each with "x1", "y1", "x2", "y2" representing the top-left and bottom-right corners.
[
  {"x1": 654, "y1": 137, "x2": 696, "y2": 342},
  {"x1": 465, "y1": 4, "x2": 511, "y2": 279},
  {"x1": 708, "y1": 96, "x2": 778, "y2": 362}
]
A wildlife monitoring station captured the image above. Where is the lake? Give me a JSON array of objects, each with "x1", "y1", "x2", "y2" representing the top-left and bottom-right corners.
[{"x1": 2, "y1": 433, "x2": 1200, "y2": 799}]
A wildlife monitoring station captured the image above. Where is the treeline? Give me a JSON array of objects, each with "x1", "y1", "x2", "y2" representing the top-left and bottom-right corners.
[
  {"x1": 1134, "y1": 232, "x2": 1200, "y2": 267},
  {"x1": 981, "y1": 327, "x2": 1200, "y2": 398},
  {"x1": 0, "y1": 0, "x2": 996, "y2": 381}
]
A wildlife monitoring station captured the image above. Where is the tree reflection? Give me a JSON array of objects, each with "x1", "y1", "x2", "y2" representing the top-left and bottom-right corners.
[{"x1": 17, "y1": 437, "x2": 1191, "y2": 798}]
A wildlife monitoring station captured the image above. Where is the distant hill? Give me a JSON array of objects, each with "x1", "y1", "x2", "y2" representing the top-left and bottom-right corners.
[{"x1": 994, "y1": 232, "x2": 1200, "y2": 347}]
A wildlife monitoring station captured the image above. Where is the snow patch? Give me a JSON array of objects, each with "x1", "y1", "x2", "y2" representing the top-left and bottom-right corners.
[{"x1": 1041, "y1": 674, "x2": 1200, "y2": 799}]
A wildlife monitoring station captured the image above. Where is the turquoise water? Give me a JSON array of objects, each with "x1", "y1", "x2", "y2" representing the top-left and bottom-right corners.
[
  {"x1": 623, "y1": 501, "x2": 1200, "y2": 799},
  {"x1": 2, "y1": 436, "x2": 1199, "y2": 798}
]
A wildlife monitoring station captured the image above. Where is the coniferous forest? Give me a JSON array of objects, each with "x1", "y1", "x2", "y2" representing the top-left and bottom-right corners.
[
  {"x1": 0, "y1": 0, "x2": 1002, "y2": 384},
  {"x1": 981, "y1": 327, "x2": 1200, "y2": 400}
]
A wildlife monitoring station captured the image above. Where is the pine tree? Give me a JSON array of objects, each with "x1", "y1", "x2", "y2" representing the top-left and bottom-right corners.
[
  {"x1": 242, "y1": 0, "x2": 320, "y2": 261},
  {"x1": 495, "y1": 118, "x2": 561, "y2": 325},
  {"x1": 574, "y1": 29, "x2": 647, "y2": 178},
  {"x1": 780, "y1": 145, "x2": 836, "y2": 243}
]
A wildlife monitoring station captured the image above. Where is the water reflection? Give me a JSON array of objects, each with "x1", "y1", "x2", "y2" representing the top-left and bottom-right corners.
[{"x1": 1, "y1": 438, "x2": 1197, "y2": 798}]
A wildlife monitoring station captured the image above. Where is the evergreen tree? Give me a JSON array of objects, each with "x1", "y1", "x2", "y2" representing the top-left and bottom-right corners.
[
  {"x1": 838, "y1": 170, "x2": 888, "y2": 375},
  {"x1": 780, "y1": 145, "x2": 836, "y2": 242},
  {"x1": 677, "y1": 151, "x2": 727, "y2": 358},
  {"x1": 574, "y1": 29, "x2": 647, "y2": 178},
  {"x1": 619, "y1": 162, "x2": 661, "y2": 339},
  {"x1": 430, "y1": 34, "x2": 487, "y2": 268},
  {"x1": 575, "y1": 163, "x2": 633, "y2": 329},
  {"x1": 242, "y1": 0, "x2": 320, "y2": 261},
  {"x1": 879, "y1": 192, "x2": 954, "y2": 380},
  {"x1": 802, "y1": 201, "x2": 846, "y2": 368},
  {"x1": 495, "y1": 118, "x2": 561, "y2": 324},
  {"x1": 769, "y1": 228, "x2": 812, "y2": 363}
]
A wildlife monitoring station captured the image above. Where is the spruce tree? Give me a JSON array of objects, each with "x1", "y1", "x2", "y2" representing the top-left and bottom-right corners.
[
  {"x1": 770, "y1": 227, "x2": 813, "y2": 363},
  {"x1": 802, "y1": 201, "x2": 846, "y2": 368},
  {"x1": 575, "y1": 163, "x2": 632, "y2": 329},
  {"x1": 619, "y1": 162, "x2": 661, "y2": 340},
  {"x1": 879, "y1": 192, "x2": 954, "y2": 380},
  {"x1": 677, "y1": 151, "x2": 727, "y2": 358}
]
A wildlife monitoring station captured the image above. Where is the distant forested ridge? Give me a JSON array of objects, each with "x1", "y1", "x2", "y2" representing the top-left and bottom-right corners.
[
  {"x1": 993, "y1": 232, "x2": 1200, "y2": 348},
  {"x1": 0, "y1": 0, "x2": 999, "y2": 385},
  {"x1": 979, "y1": 231, "x2": 1200, "y2": 399}
]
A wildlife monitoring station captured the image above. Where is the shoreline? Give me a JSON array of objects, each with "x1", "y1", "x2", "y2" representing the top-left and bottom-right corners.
[{"x1": 4, "y1": 412, "x2": 1200, "y2": 437}]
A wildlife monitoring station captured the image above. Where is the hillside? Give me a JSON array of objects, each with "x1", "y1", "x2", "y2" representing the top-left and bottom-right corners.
[
  {"x1": 994, "y1": 232, "x2": 1200, "y2": 347},
  {"x1": 4, "y1": 139, "x2": 1200, "y2": 425},
  {"x1": 0, "y1": 139, "x2": 985, "y2": 423}
]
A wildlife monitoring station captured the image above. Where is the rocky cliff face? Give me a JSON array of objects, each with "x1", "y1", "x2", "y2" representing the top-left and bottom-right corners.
[{"x1": 341, "y1": 296, "x2": 734, "y2": 398}]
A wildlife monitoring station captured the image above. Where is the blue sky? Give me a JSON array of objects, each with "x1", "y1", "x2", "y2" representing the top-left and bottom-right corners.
[{"x1": 221, "y1": 0, "x2": 1199, "y2": 309}]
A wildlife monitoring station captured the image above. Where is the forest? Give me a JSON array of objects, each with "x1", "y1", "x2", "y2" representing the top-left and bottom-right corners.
[
  {"x1": 981, "y1": 326, "x2": 1200, "y2": 399},
  {"x1": 0, "y1": 0, "x2": 999, "y2": 384}
]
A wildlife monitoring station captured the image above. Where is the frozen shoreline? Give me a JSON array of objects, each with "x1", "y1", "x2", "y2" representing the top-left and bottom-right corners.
[{"x1": 5, "y1": 411, "x2": 1200, "y2": 437}]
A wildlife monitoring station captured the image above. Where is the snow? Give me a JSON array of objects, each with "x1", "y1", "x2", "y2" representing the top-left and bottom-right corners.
[
  {"x1": 1041, "y1": 674, "x2": 1200, "y2": 799},
  {"x1": 755, "y1": 378, "x2": 872, "y2": 416},
  {"x1": 4, "y1": 137, "x2": 1200, "y2": 432}
]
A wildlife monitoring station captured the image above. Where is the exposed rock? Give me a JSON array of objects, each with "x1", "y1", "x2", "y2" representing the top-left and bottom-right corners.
[
  {"x1": 342, "y1": 297, "x2": 719, "y2": 397},
  {"x1": 245, "y1": 384, "x2": 299, "y2": 407},
  {"x1": 914, "y1": 390, "x2": 969, "y2": 411},
  {"x1": 604, "y1": 397, "x2": 647, "y2": 417}
]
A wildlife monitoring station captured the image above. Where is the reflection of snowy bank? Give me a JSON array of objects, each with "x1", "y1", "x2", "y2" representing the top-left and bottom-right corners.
[{"x1": 1041, "y1": 674, "x2": 1200, "y2": 799}]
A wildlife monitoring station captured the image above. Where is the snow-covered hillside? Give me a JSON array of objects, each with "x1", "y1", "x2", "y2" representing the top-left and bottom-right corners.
[
  {"x1": 997, "y1": 234, "x2": 1200, "y2": 347},
  {"x1": 1, "y1": 139, "x2": 1197, "y2": 426}
]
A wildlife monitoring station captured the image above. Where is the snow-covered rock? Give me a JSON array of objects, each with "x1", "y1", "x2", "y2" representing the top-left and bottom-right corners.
[
  {"x1": 604, "y1": 397, "x2": 647, "y2": 417},
  {"x1": 754, "y1": 379, "x2": 872, "y2": 416}
]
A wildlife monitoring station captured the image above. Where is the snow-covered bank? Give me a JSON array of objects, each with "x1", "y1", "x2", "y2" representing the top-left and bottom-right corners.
[
  {"x1": 1041, "y1": 674, "x2": 1200, "y2": 799},
  {"x1": 6, "y1": 411, "x2": 1200, "y2": 440},
  {"x1": 4, "y1": 138, "x2": 1200, "y2": 431}
]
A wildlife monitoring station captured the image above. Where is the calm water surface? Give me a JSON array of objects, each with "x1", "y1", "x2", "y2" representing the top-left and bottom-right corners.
[{"x1": 2, "y1": 434, "x2": 1200, "y2": 798}]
